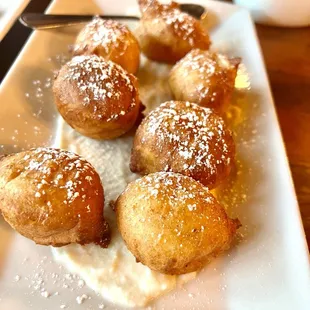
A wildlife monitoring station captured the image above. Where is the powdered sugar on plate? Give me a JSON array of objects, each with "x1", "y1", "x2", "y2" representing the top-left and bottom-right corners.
[
  {"x1": 51, "y1": 54, "x2": 251, "y2": 308},
  {"x1": 53, "y1": 120, "x2": 196, "y2": 308}
]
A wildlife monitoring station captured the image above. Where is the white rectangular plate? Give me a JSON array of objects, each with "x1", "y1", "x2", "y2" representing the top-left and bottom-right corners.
[{"x1": 0, "y1": 0, "x2": 309, "y2": 309}]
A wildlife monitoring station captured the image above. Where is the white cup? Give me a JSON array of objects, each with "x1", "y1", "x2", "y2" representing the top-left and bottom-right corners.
[{"x1": 233, "y1": 0, "x2": 310, "y2": 27}]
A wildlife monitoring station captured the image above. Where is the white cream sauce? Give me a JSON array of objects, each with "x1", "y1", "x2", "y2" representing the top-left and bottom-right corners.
[{"x1": 52, "y1": 57, "x2": 196, "y2": 308}]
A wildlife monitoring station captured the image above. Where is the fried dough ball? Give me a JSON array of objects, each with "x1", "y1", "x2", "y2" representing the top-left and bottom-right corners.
[
  {"x1": 53, "y1": 55, "x2": 140, "y2": 140},
  {"x1": 0, "y1": 148, "x2": 110, "y2": 247},
  {"x1": 169, "y1": 49, "x2": 240, "y2": 113},
  {"x1": 116, "y1": 172, "x2": 240, "y2": 275},
  {"x1": 73, "y1": 18, "x2": 140, "y2": 74},
  {"x1": 136, "y1": 0, "x2": 211, "y2": 63},
  {"x1": 130, "y1": 101, "x2": 235, "y2": 189}
]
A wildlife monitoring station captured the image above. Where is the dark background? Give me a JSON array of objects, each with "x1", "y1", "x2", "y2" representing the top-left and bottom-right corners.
[{"x1": 0, "y1": 0, "x2": 51, "y2": 82}]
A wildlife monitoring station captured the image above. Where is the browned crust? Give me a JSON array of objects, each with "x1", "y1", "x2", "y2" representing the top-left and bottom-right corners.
[
  {"x1": 169, "y1": 50, "x2": 241, "y2": 113},
  {"x1": 73, "y1": 18, "x2": 140, "y2": 74},
  {"x1": 136, "y1": 0, "x2": 211, "y2": 64},
  {"x1": 53, "y1": 55, "x2": 141, "y2": 140},
  {"x1": 116, "y1": 172, "x2": 240, "y2": 274},
  {"x1": 0, "y1": 148, "x2": 110, "y2": 247},
  {"x1": 130, "y1": 101, "x2": 235, "y2": 189}
]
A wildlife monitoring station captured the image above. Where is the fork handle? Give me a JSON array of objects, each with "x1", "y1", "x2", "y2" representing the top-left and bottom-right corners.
[{"x1": 19, "y1": 13, "x2": 140, "y2": 29}]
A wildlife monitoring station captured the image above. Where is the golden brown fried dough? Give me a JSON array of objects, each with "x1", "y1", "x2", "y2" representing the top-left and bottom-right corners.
[
  {"x1": 136, "y1": 0, "x2": 211, "y2": 63},
  {"x1": 130, "y1": 101, "x2": 235, "y2": 189},
  {"x1": 0, "y1": 148, "x2": 110, "y2": 247},
  {"x1": 73, "y1": 18, "x2": 140, "y2": 74},
  {"x1": 53, "y1": 55, "x2": 140, "y2": 140},
  {"x1": 116, "y1": 172, "x2": 240, "y2": 275},
  {"x1": 169, "y1": 49, "x2": 240, "y2": 113}
]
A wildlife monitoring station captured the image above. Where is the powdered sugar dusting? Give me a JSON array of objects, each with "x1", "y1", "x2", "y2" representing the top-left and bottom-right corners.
[
  {"x1": 170, "y1": 49, "x2": 239, "y2": 108},
  {"x1": 65, "y1": 55, "x2": 133, "y2": 100},
  {"x1": 20, "y1": 147, "x2": 97, "y2": 207},
  {"x1": 51, "y1": 123, "x2": 196, "y2": 308},
  {"x1": 50, "y1": 53, "x2": 251, "y2": 308},
  {"x1": 164, "y1": 9, "x2": 196, "y2": 43},
  {"x1": 57, "y1": 55, "x2": 137, "y2": 122},
  {"x1": 139, "y1": 101, "x2": 234, "y2": 188},
  {"x1": 140, "y1": 0, "x2": 209, "y2": 46},
  {"x1": 136, "y1": 171, "x2": 217, "y2": 207},
  {"x1": 74, "y1": 17, "x2": 131, "y2": 56}
]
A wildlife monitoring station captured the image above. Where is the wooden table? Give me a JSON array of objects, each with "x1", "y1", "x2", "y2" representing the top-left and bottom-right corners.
[{"x1": 255, "y1": 25, "x2": 310, "y2": 247}]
